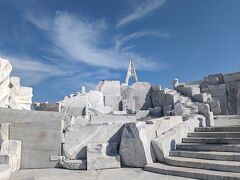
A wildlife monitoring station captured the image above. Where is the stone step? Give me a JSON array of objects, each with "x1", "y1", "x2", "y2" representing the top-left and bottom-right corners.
[
  {"x1": 165, "y1": 156, "x2": 240, "y2": 173},
  {"x1": 170, "y1": 150, "x2": 240, "y2": 161},
  {"x1": 188, "y1": 132, "x2": 240, "y2": 138},
  {"x1": 195, "y1": 126, "x2": 240, "y2": 132},
  {"x1": 182, "y1": 137, "x2": 240, "y2": 144},
  {"x1": 176, "y1": 143, "x2": 240, "y2": 152},
  {"x1": 145, "y1": 162, "x2": 240, "y2": 180}
]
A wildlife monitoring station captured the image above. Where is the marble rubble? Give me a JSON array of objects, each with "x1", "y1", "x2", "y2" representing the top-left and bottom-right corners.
[{"x1": 1, "y1": 58, "x2": 240, "y2": 180}]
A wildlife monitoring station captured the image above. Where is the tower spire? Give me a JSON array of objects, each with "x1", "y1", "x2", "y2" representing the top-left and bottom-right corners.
[{"x1": 125, "y1": 60, "x2": 138, "y2": 85}]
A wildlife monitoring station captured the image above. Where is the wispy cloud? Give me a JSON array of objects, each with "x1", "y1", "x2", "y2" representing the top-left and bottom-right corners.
[
  {"x1": 3, "y1": 10, "x2": 168, "y2": 91},
  {"x1": 117, "y1": 0, "x2": 167, "y2": 28},
  {"x1": 0, "y1": 54, "x2": 66, "y2": 86},
  {"x1": 26, "y1": 11, "x2": 166, "y2": 71},
  {"x1": 115, "y1": 30, "x2": 170, "y2": 52}
]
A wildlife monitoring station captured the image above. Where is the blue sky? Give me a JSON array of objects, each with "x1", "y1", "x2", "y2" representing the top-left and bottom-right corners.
[{"x1": 0, "y1": 0, "x2": 240, "y2": 102}]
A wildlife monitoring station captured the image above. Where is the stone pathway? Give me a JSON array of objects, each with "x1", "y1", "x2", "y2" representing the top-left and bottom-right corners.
[{"x1": 10, "y1": 168, "x2": 194, "y2": 180}]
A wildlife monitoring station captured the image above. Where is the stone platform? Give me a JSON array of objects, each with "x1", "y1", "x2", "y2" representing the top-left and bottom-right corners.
[{"x1": 9, "y1": 168, "x2": 193, "y2": 180}]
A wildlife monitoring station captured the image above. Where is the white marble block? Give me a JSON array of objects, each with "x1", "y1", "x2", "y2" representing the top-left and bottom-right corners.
[
  {"x1": 96, "y1": 80, "x2": 121, "y2": 96},
  {"x1": 87, "y1": 143, "x2": 120, "y2": 170},
  {"x1": 0, "y1": 140, "x2": 21, "y2": 172},
  {"x1": 63, "y1": 124, "x2": 123, "y2": 160},
  {"x1": 18, "y1": 87, "x2": 33, "y2": 110}
]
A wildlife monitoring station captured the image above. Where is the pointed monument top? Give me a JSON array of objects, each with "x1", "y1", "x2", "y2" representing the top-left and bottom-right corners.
[{"x1": 125, "y1": 59, "x2": 138, "y2": 85}]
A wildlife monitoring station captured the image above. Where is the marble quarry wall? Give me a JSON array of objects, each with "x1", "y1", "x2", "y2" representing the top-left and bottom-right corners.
[
  {"x1": 0, "y1": 58, "x2": 33, "y2": 110},
  {"x1": 200, "y1": 72, "x2": 240, "y2": 115}
]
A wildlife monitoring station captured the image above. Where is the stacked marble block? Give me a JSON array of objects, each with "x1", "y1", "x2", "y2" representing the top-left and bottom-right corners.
[
  {"x1": 97, "y1": 80, "x2": 153, "y2": 114},
  {"x1": 0, "y1": 58, "x2": 32, "y2": 110},
  {"x1": 173, "y1": 80, "x2": 215, "y2": 126},
  {"x1": 201, "y1": 72, "x2": 240, "y2": 115}
]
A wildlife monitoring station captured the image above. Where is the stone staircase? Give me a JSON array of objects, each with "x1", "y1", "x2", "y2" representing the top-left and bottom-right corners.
[{"x1": 145, "y1": 125, "x2": 240, "y2": 179}]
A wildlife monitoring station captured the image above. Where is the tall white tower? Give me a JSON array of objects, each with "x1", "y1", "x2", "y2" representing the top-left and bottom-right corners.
[{"x1": 125, "y1": 60, "x2": 138, "y2": 85}]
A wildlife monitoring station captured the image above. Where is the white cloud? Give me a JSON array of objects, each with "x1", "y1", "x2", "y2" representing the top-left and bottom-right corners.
[
  {"x1": 117, "y1": 0, "x2": 166, "y2": 27},
  {"x1": 116, "y1": 30, "x2": 170, "y2": 52},
  {"x1": 0, "y1": 54, "x2": 66, "y2": 86},
  {"x1": 18, "y1": 11, "x2": 168, "y2": 87},
  {"x1": 26, "y1": 11, "x2": 165, "y2": 71},
  {"x1": 25, "y1": 12, "x2": 51, "y2": 31}
]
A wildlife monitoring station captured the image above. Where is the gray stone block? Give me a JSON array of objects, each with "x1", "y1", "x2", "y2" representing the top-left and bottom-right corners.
[
  {"x1": 151, "y1": 90, "x2": 165, "y2": 107},
  {"x1": 223, "y1": 72, "x2": 240, "y2": 83},
  {"x1": 225, "y1": 82, "x2": 240, "y2": 115},
  {"x1": 210, "y1": 100, "x2": 221, "y2": 115},
  {"x1": 10, "y1": 119, "x2": 64, "y2": 169},
  {"x1": 163, "y1": 104, "x2": 173, "y2": 116},
  {"x1": 148, "y1": 107, "x2": 162, "y2": 117}
]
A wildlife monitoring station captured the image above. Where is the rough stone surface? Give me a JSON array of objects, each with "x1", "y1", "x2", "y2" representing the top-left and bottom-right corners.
[
  {"x1": 148, "y1": 107, "x2": 162, "y2": 117},
  {"x1": 197, "y1": 103, "x2": 214, "y2": 127},
  {"x1": 136, "y1": 110, "x2": 149, "y2": 119},
  {"x1": 87, "y1": 143, "x2": 120, "y2": 170},
  {"x1": 223, "y1": 72, "x2": 240, "y2": 83},
  {"x1": 193, "y1": 93, "x2": 211, "y2": 103},
  {"x1": 225, "y1": 82, "x2": 240, "y2": 115},
  {"x1": 176, "y1": 86, "x2": 200, "y2": 97},
  {"x1": 63, "y1": 124, "x2": 123, "y2": 160},
  {"x1": 209, "y1": 100, "x2": 221, "y2": 115},
  {"x1": 207, "y1": 84, "x2": 228, "y2": 114},
  {"x1": 119, "y1": 116, "x2": 183, "y2": 168},
  {"x1": 152, "y1": 115, "x2": 205, "y2": 162},
  {"x1": 121, "y1": 98, "x2": 135, "y2": 114},
  {"x1": 96, "y1": 81, "x2": 121, "y2": 96},
  {"x1": 61, "y1": 159, "x2": 87, "y2": 170},
  {"x1": 0, "y1": 124, "x2": 9, "y2": 144},
  {"x1": 0, "y1": 164, "x2": 11, "y2": 180},
  {"x1": 131, "y1": 82, "x2": 153, "y2": 110},
  {"x1": 90, "y1": 114, "x2": 136, "y2": 124},
  {"x1": 0, "y1": 58, "x2": 12, "y2": 108},
  {"x1": 119, "y1": 122, "x2": 156, "y2": 167},
  {"x1": 104, "y1": 96, "x2": 121, "y2": 111},
  {"x1": 147, "y1": 116, "x2": 183, "y2": 137},
  {"x1": 0, "y1": 140, "x2": 21, "y2": 172},
  {"x1": 18, "y1": 87, "x2": 33, "y2": 110},
  {"x1": 0, "y1": 58, "x2": 32, "y2": 110}
]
